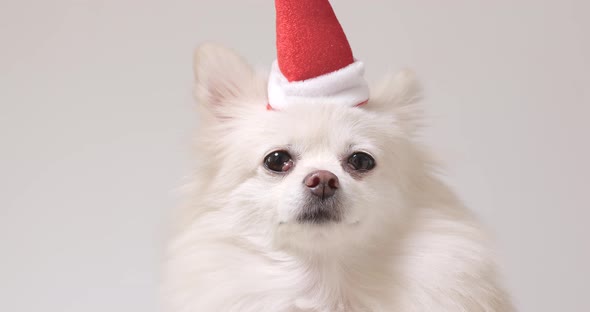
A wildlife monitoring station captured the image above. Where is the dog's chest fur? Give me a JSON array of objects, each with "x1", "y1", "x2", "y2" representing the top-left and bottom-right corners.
[
  {"x1": 167, "y1": 241, "x2": 393, "y2": 311},
  {"x1": 164, "y1": 208, "x2": 510, "y2": 312}
]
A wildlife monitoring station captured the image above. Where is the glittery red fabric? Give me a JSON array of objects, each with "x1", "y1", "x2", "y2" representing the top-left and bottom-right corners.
[{"x1": 275, "y1": 0, "x2": 354, "y2": 82}]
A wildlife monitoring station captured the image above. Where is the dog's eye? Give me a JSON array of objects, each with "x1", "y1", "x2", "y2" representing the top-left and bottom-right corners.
[
  {"x1": 264, "y1": 150, "x2": 294, "y2": 173},
  {"x1": 347, "y1": 152, "x2": 375, "y2": 171}
]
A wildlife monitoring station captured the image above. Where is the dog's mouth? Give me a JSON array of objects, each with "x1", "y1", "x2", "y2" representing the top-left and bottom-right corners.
[{"x1": 296, "y1": 196, "x2": 342, "y2": 224}]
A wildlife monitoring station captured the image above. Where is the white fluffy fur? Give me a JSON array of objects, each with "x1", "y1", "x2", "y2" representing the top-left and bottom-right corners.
[{"x1": 162, "y1": 43, "x2": 513, "y2": 312}]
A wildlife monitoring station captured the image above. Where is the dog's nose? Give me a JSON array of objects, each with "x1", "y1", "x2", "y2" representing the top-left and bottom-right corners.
[{"x1": 303, "y1": 170, "x2": 339, "y2": 199}]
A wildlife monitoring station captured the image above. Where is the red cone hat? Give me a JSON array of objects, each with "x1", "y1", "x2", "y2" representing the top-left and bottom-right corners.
[{"x1": 267, "y1": 0, "x2": 369, "y2": 110}]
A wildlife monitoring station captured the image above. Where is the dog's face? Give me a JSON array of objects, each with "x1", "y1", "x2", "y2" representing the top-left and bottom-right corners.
[{"x1": 192, "y1": 44, "x2": 424, "y2": 254}]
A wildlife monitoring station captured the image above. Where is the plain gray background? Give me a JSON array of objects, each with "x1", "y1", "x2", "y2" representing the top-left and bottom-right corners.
[{"x1": 1, "y1": 0, "x2": 589, "y2": 311}]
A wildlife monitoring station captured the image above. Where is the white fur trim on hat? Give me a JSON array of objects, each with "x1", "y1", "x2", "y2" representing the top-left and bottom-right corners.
[{"x1": 267, "y1": 60, "x2": 369, "y2": 110}]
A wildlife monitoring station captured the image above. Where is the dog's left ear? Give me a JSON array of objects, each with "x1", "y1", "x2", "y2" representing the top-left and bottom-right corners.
[
  {"x1": 367, "y1": 70, "x2": 423, "y2": 136},
  {"x1": 193, "y1": 43, "x2": 262, "y2": 116}
]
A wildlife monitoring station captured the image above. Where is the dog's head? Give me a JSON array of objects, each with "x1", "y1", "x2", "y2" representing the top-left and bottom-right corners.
[{"x1": 191, "y1": 44, "x2": 427, "y2": 254}]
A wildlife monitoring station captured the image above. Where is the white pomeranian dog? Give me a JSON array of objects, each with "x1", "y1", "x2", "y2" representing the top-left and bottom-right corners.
[{"x1": 161, "y1": 43, "x2": 513, "y2": 311}]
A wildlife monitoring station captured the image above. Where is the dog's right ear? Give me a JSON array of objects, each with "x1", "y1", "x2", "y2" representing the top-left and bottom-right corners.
[
  {"x1": 368, "y1": 70, "x2": 424, "y2": 137},
  {"x1": 193, "y1": 43, "x2": 260, "y2": 116}
]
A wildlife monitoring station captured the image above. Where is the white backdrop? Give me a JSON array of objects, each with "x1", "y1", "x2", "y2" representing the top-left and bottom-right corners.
[{"x1": 1, "y1": 1, "x2": 588, "y2": 311}]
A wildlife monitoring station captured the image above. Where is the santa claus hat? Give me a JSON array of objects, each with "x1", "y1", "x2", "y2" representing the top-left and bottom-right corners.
[{"x1": 267, "y1": 0, "x2": 369, "y2": 110}]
